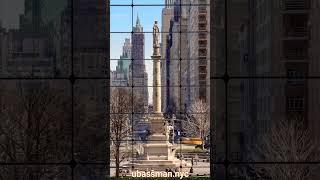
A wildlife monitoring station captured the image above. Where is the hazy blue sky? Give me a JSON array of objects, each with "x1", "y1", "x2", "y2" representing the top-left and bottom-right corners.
[{"x1": 111, "y1": 1, "x2": 166, "y2": 104}]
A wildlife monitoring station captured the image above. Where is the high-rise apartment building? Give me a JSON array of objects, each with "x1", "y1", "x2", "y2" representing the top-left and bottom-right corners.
[
  {"x1": 164, "y1": 0, "x2": 210, "y2": 116},
  {"x1": 165, "y1": 0, "x2": 190, "y2": 117},
  {"x1": 180, "y1": 3, "x2": 190, "y2": 115},
  {"x1": 239, "y1": 0, "x2": 318, "y2": 162},
  {"x1": 187, "y1": 0, "x2": 210, "y2": 108},
  {"x1": 168, "y1": 1, "x2": 182, "y2": 116}
]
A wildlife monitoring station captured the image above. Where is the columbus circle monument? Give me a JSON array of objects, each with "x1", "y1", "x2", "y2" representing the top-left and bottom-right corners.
[{"x1": 125, "y1": 20, "x2": 191, "y2": 173}]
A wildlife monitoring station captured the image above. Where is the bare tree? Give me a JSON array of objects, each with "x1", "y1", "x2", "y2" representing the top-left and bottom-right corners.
[
  {"x1": 241, "y1": 119, "x2": 320, "y2": 179},
  {"x1": 0, "y1": 83, "x2": 71, "y2": 180},
  {"x1": 110, "y1": 88, "x2": 133, "y2": 178},
  {"x1": 71, "y1": 80, "x2": 109, "y2": 179},
  {"x1": 183, "y1": 99, "x2": 209, "y2": 150}
]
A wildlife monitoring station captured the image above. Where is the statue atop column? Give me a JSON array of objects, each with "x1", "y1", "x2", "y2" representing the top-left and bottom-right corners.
[{"x1": 153, "y1": 21, "x2": 160, "y2": 55}]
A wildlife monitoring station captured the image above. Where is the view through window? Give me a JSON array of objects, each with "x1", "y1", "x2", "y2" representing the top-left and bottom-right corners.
[
  {"x1": 1, "y1": 0, "x2": 320, "y2": 179},
  {"x1": 110, "y1": 0, "x2": 211, "y2": 178}
]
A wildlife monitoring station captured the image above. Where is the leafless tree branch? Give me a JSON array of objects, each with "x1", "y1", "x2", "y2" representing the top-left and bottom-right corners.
[
  {"x1": 240, "y1": 119, "x2": 320, "y2": 179},
  {"x1": 183, "y1": 99, "x2": 210, "y2": 150}
]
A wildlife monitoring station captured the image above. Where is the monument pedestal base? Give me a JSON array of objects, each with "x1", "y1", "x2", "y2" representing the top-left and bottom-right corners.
[{"x1": 125, "y1": 114, "x2": 191, "y2": 173}]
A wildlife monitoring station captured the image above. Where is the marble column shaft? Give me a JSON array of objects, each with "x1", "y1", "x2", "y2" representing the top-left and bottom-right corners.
[{"x1": 152, "y1": 54, "x2": 161, "y2": 113}]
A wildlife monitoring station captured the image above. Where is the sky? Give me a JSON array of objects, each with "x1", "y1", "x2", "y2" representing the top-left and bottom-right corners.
[
  {"x1": 0, "y1": 0, "x2": 24, "y2": 29},
  {"x1": 111, "y1": 0, "x2": 166, "y2": 104}
]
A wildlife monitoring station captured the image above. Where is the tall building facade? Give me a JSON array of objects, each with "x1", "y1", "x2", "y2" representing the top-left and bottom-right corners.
[
  {"x1": 187, "y1": 0, "x2": 210, "y2": 108},
  {"x1": 168, "y1": 1, "x2": 182, "y2": 116},
  {"x1": 309, "y1": 0, "x2": 320, "y2": 147},
  {"x1": 73, "y1": 0, "x2": 108, "y2": 178},
  {"x1": 0, "y1": 24, "x2": 4, "y2": 76},
  {"x1": 239, "y1": 0, "x2": 320, "y2": 162},
  {"x1": 161, "y1": 0, "x2": 174, "y2": 114},
  {"x1": 211, "y1": 0, "x2": 248, "y2": 178},
  {"x1": 0, "y1": 0, "x2": 68, "y2": 78},
  {"x1": 120, "y1": 38, "x2": 131, "y2": 74},
  {"x1": 0, "y1": 29, "x2": 55, "y2": 77},
  {"x1": 111, "y1": 38, "x2": 131, "y2": 87},
  {"x1": 180, "y1": 3, "x2": 191, "y2": 114},
  {"x1": 0, "y1": 0, "x2": 71, "y2": 100},
  {"x1": 121, "y1": 38, "x2": 131, "y2": 60},
  {"x1": 0, "y1": 1, "x2": 73, "y2": 179},
  {"x1": 164, "y1": 0, "x2": 210, "y2": 116},
  {"x1": 129, "y1": 16, "x2": 149, "y2": 114},
  {"x1": 111, "y1": 61, "x2": 129, "y2": 87},
  {"x1": 165, "y1": 0, "x2": 191, "y2": 116},
  {"x1": 239, "y1": 0, "x2": 281, "y2": 161}
]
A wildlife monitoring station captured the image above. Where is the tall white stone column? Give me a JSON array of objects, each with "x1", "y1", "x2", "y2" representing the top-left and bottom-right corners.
[{"x1": 151, "y1": 20, "x2": 162, "y2": 114}]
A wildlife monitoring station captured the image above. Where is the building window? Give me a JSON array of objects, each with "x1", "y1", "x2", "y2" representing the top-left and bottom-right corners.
[
  {"x1": 231, "y1": 152, "x2": 240, "y2": 161},
  {"x1": 243, "y1": 54, "x2": 248, "y2": 62},
  {"x1": 287, "y1": 96, "x2": 304, "y2": 112},
  {"x1": 287, "y1": 69, "x2": 305, "y2": 85}
]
